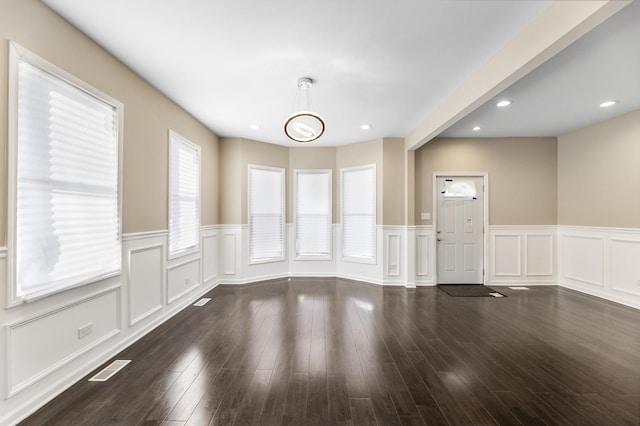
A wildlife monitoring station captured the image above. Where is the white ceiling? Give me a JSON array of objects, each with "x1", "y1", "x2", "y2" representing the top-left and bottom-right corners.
[
  {"x1": 441, "y1": 0, "x2": 640, "y2": 138},
  {"x1": 41, "y1": 1, "x2": 638, "y2": 146}
]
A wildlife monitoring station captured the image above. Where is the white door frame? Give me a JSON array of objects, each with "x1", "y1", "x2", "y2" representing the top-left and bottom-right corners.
[{"x1": 432, "y1": 172, "x2": 489, "y2": 285}]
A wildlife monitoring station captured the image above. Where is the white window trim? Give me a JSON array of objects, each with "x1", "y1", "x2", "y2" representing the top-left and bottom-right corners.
[
  {"x1": 340, "y1": 164, "x2": 377, "y2": 265},
  {"x1": 167, "y1": 130, "x2": 201, "y2": 260},
  {"x1": 6, "y1": 42, "x2": 124, "y2": 307},
  {"x1": 294, "y1": 169, "x2": 333, "y2": 261},
  {"x1": 248, "y1": 164, "x2": 286, "y2": 265}
]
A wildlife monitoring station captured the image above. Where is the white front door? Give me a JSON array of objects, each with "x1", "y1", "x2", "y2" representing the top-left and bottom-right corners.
[{"x1": 436, "y1": 176, "x2": 484, "y2": 284}]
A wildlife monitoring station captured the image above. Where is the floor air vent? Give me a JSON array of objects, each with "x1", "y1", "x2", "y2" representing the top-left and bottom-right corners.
[
  {"x1": 193, "y1": 297, "x2": 211, "y2": 307},
  {"x1": 509, "y1": 286, "x2": 530, "y2": 290},
  {"x1": 88, "y1": 360, "x2": 131, "y2": 382}
]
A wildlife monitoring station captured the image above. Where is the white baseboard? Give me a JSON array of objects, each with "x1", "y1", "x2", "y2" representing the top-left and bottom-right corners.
[{"x1": 559, "y1": 280, "x2": 640, "y2": 310}]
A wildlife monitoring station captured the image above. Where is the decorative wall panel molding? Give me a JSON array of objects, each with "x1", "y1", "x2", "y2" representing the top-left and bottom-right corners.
[
  {"x1": 488, "y1": 226, "x2": 557, "y2": 285},
  {"x1": 413, "y1": 226, "x2": 435, "y2": 285},
  {"x1": 559, "y1": 226, "x2": 640, "y2": 309},
  {"x1": 202, "y1": 233, "x2": 218, "y2": 284},
  {"x1": 386, "y1": 234, "x2": 401, "y2": 276},
  {"x1": 6, "y1": 286, "x2": 121, "y2": 396},
  {"x1": 525, "y1": 234, "x2": 554, "y2": 276},
  {"x1": 166, "y1": 258, "x2": 201, "y2": 305},
  {"x1": 127, "y1": 244, "x2": 164, "y2": 327},
  {"x1": 493, "y1": 234, "x2": 522, "y2": 276},
  {"x1": 416, "y1": 234, "x2": 430, "y2": 277},
  {"x1": 223, "y1": 233, "x2": 237, "y2": 275},
  {"x1": 610, "y1": 238, "x2": 640, "y2": 297},
  {"x1": 562, "y1": 234, "x2": 604, "y2": 286}
]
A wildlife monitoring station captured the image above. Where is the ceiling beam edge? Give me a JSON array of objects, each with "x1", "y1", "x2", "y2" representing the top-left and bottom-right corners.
[{"x1": 404, "y1": 0, "x2": 631, "y2": 151}]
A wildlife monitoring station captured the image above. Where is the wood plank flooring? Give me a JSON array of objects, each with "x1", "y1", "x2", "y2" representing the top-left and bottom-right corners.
[{"x1": 22, "y1": 278, "x2": 640, "y2": 425}]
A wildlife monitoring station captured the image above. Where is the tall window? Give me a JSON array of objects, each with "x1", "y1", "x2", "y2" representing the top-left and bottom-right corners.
[
  {"x1": 168, "y1": 131, "x2": 201, "y2": 257},
  {"x1": 341, "y1": 164, "x2": 376, "y2": 263},
  {"x1": 9, "y1": 43, "x2": 122, "y2": 301},
  {"x1": 249, "y1": 165, "x2": 285, "y2": 264},
  {"x1": 295, "y1": 169, "x2": 332, "y2": 259}
]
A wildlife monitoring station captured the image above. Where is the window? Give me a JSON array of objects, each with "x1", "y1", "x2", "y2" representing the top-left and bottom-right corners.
[
  {"x1": 295, "y1": 169, "x2": 332, "y2": 259},
  {"x1": 249, "y1": 165, "x2": 285, "y2": 263},
  {"x1": 8, "y1": 43, "x2": 122, "y2": 302},
  {"x1": 341, "y1": 164, "x2": 376, "y2": 263},
  {"x1": 168, "y1": 131, "x2": 201, "y2": 257}
]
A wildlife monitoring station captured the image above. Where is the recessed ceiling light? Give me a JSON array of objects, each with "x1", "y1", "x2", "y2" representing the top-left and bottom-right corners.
[
  {"x1": 496, "y1": 100, "x2": 512, "y2": 108},
  {"x1": 249, "y1": 124, "x2": 260, "y2": 130},
  {"x1": 472, "y1": 126, "x2": 481, "y2": 132},
  {"x1": 599, "y1": 100, "x2": 618, "y2": 108},
  {"x1": 360, "y1": 124, "x2": 372, "y2": 130}
]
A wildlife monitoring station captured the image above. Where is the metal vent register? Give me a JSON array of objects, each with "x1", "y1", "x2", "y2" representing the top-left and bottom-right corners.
[{"x1": 88, "y1": 360, "x2": 131, "y2": 382}]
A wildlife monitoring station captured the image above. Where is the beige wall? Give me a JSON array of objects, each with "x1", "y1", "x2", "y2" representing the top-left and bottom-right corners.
[
  {"x1": 0, "y1": 0, "x2": 219, "y2": 240},
  {"x1": 336, "y1": 139, "x2": 384, "y2": 225},
  {"x1": 219, "y1": 138, "x2": 288, "y2": 224},
  {"x1": 288, "y1": 147, "x2": 337, "y2": 222},
  {"x1": 415, "y1": 137, "x2": 558, "y2": 225},
  {"x1": 219, "y1": 138, "x2": 243, "y2": 224},
  {"x1": 383, "y1": 138, "x2": 406, "y2": 225},
  {"x1": 221, "y1": 138, "x2": 400, "y2": 226},
  {"x1": 558, "y1": 110, "x2": 640, "y2": 228}
]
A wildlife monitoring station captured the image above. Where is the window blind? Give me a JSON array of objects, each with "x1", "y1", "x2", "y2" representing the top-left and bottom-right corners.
[
  {"x1": 249, "y1": 165, "x2": 285, "y2": 263},
  {"x1": 341, "y1": 165, "x2": 376, "y2": 261},
  {"x1": 295, "y1": 170, "x2": 331, "y2": 258},
  {"x1": 15, "y1": 58, "x2": 121, "y2": 299},
  {"x1": 168, "y1": 132, "x2": 200, "y2": 256}
]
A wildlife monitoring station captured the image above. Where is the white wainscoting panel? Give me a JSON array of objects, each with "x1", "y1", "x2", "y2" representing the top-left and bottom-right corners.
[
  {"x1": 525, "y1": 234, "x2": 554, "y2": 276},
  {"x1": 493, "y1": 234, "x2": 521, "y2": 276},
  {"x1": 414, "y1": 226, "x2": 435, "y2": 285},
  {"x1": 222, "y1": 231, "x2": 238, "y2": 276},
  {"x1": 416, "y1": 235, "x2": 429, "y2": 277},
  {"x1": 405, "y1": 227, "x2": 416, "y2": 288},
  {"x1": 489, "y1": 226, "x2": 556, "y2": 285},
  {"x1": 610, "y1": 238, "x2": 640, "y2": 297},
  {"x1": 202, "y1": 231, "x2": 218, "y2": 285},
  {"x1": 166, "y1": 258, "x2": 201, "y2": 304},
  {"x1": 562, "y1": 234, "x2": 604, "y2": 287},
  {"x1": 1, "y1": 247, "x2": 7, "y2": 308},
  {"x1": 1, "y1": 229, "x2": 222, "y2": 426},
  {"x1": 386, "y1": 234, "x2": 400, "y2": 277},
  {"x1": 7, "y1": 286, "x2": 120, "y2": 396},
  {"x1": 559, "y1": 226, "x2": 640, "y2": 309},
  {"x1": 128, "y1": 244, "x2": 164, "y2": 327}
]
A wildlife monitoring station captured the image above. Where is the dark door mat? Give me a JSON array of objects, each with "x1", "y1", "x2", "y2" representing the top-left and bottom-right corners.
[{"x1": 438, "y1": 284, "x2": 507, "y2": 297}]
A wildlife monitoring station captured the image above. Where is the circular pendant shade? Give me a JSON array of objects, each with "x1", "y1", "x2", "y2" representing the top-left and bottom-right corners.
[{"x1": 284, "y1": 110, "x2": 325, "y2": 143}]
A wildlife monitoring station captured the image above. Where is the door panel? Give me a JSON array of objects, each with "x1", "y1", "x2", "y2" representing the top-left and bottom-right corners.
[{"x1": 436, "y1": 176, "x2": 484, "y2": 284}]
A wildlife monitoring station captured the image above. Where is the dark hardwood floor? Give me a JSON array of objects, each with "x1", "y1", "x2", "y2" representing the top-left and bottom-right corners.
[{"x1": 22, "y1": 278, "x2": 640, "y2": 425}]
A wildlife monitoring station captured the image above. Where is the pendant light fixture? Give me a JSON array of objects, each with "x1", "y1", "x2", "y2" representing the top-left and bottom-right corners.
[{"x1": 284, "y1": 77, "x2": 325, "y2": 143}]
